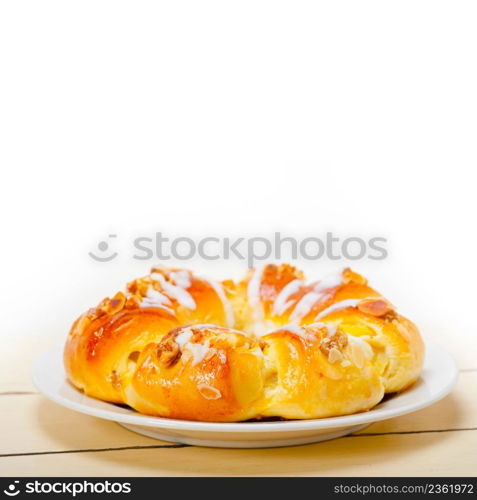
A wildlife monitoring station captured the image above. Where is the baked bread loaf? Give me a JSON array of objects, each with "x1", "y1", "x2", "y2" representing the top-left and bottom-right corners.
[{"x1": 64, "y1": 264, "x2": 424, "y2": 422}]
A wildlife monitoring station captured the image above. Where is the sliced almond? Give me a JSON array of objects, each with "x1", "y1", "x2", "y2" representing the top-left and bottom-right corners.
[
  {"x1": 342, "y1": 268, "x2": 367, "y2": 285},
  {"x1": 328, "y1": 347, "x2": 343, "y2": 363},
  {"x1": 197, "y1": 384, "x2": 222, "y2": 400},
  {"x1": 357, "y1": 298, "x2": 393, "y2": 317},
  {"x1": 350, "y1": 343, "x2": 365, "y2": 369},
  {"x1": 180, "y1": 349, "x2": 193, "y2": 364}
]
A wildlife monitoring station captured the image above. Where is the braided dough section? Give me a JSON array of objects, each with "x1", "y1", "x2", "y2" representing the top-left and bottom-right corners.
[{"x1": 64, "y1": 264, "x2": 424, "y2": 422}]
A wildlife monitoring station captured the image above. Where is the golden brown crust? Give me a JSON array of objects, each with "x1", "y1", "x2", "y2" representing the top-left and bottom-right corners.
[
  {"x1": 64, "y1": 264, "x2": 424, "y2": 421},
  {"x1": 258, "y1": 325, "x2": 385, "y2": 419},
  {"x1": 126, "y1": 325, "x2": 264, "y2": 421}
]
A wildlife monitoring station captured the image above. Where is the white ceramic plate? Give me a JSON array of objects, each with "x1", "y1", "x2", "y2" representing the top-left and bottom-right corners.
[{"x1": 32, "y1": 341, "x2": 458, "y2": 448}]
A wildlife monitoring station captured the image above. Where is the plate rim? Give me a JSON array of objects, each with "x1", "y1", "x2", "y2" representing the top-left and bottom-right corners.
[{"x1": 32, "y1": 340, "x2": 458, "y2": 434}]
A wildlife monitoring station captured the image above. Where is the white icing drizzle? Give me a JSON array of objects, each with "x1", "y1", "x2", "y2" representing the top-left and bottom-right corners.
[
  {"x1": 175, "y1": 329, "x2": 193, "y2": 349},
  {"x1": 174, "y1": 328, "x2": 211, "y2": 366},
  {"x1": 314, "y1": 269, "x2": 345, "y2": 293},
  {"x1": 273, "y1": 324, "x2": 316, "y2": 341},
  {"x1": 247, "y1": 264, "x2": 265, "y2": 324},
  {"x1": 253, "y1": 329, "x2": 272, "y2": 338},
  {"x1": 204, "y1": 278, "x2": 235, "y2": 327},
  {"x1": 146, "y1": 287, "x2": 172, "y2": 305},
  {"x1": 139, "y1": 302, "x2": 175, "y2": 314},
  {"x1": 289, "y1": 269, "x2": 344, "y2": 323},
  {"x1": 278, "y1": 324, "x2": 305, "y2": 337},
  {"x1": 314, "y1": 298, "x2": 362, "y2": 320},
  {"x1": 151, "y1": 272, "x2": 196, "y2": 310},
  {"x1": 187, "y1": 341, "x2": 211, "y2": 366},
  {"x1": 289, "y1": 291, "x2": 324, "y2": 323},
  {"x1": 140, "y1": 287, "x2": 175, "y2": 314},
  {"x1": 169, "y1": 270, "x2": 191, "y2": 288},
  {"x1": 272, "y1": 279, "x2": 303, "y2": 316}
]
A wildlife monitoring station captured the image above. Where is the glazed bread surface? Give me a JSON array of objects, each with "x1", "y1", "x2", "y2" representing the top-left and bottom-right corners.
[{"x1": 64, "y1": 264, "x2": 424, "y2": 422}]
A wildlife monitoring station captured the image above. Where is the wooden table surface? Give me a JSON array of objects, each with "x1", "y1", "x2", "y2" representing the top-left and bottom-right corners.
[{"x1": 1, "y1": 328, "x2": 476, "y2": 477}]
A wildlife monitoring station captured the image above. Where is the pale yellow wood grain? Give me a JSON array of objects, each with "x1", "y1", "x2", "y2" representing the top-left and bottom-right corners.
[
  {"x1": 0, "y1": 395, "x2": 167, "y2": 456},
  {"x1": 421, "y1": 323, "x2": 477, "y2": 372},
  {"x1": 0, "y1": 372, "x2": 475, "y2": 476},
  {"x1": 0, "y1": 373, "x2": 475, "y2": 456},
  {"x1": 355, "y1": 371, "x2": 477, "y2": 434},
  {"x1": 1, "y1": 335, "x2": 64, "y2": 393},
  {"x1": 1, "y1": 328, "x2": 475, "y2": 476},
  {"x1": 1, "y1": 431, "x2": 476, "y2": 477}
]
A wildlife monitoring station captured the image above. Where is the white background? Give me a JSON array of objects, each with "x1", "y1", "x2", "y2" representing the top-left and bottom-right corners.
[{"x1": 1, "y1": 1, "x2": 476, "y2": 370}]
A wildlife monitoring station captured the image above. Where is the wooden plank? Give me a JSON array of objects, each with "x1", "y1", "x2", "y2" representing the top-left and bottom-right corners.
[
  {"x1": 1, "y1": 335, "x2": 63, "y2": 393},
  {"x1": 1, "y1": 431, "x2": 476, "y2": 477},
  {"x1": 422, "y1": 325, "x2": 477, "y2": 373},
  {"x1": 0, "y1": 372, "x2": 475, "y2": 457},
  {"x1": 0, "y1": 395, "x2": 168, "y2": 456},
  {"x1": 357, "y1": 371, "x2": 477, "y2": 434}
]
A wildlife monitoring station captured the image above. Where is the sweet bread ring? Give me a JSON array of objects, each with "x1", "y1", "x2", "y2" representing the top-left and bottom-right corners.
[{"x1": 64, "y1": 264, "x2": 424, "y2": 421}]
